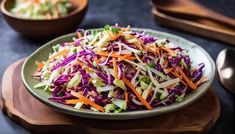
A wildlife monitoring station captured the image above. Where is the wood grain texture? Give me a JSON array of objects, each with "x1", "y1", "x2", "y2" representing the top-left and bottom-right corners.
[
  {"x1": 1, "y1": 59, "x2": 221, "y2": 134},
  {"x1": 0, "y1": 0, "x2": 88, "y2": 38},
  {"x1": 151, "y1": 0, "x2": 235, "y2": 28},
  {"x1": 152, "y1": 8, "x2": 235, "y2": 45}
]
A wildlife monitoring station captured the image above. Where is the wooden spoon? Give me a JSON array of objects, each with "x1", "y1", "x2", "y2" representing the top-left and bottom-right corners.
[
  {"x1": 152, "y1": 0, "x2": 235, "y2": 28},
  {"x1": 152, "y1": 8, "x2": 235, "y2": 45}
]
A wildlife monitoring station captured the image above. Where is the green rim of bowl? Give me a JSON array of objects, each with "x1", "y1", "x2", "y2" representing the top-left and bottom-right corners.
[{"x1": 21, "y1": 28, "x2": 215, "y2": 120}]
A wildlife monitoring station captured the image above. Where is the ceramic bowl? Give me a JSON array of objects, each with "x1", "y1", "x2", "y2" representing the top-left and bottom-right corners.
[
  {"x1": 0, "y1": 0, "x2": 88, "y2": 38},
  {"x1": 21, "y1": 28, "x2": 215, "y2": 120}
]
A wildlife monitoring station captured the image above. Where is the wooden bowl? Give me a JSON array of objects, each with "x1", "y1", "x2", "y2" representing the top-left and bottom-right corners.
[{"x1": 0, "y1": 0, "x2": 88, "y2": 38}]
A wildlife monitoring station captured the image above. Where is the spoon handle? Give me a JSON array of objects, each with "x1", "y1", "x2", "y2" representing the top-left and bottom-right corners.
[
  {"x1": 155, "y1": 6, "x2": 235, "y2": 28},
  {"x1": 206, "y1": 10, "x2": 235, "y2": 28},
  {"x1": 152, "y1": 0, "x2": 235, "y2": 28}
]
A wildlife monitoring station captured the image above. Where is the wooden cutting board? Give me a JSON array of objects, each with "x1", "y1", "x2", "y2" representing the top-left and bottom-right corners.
[
  {"x1": 152, "y1": 8, "x2": 235, "y2": 45},
  {"x1": 0, "y1": 59, "x2": 221, "y2": 134}
]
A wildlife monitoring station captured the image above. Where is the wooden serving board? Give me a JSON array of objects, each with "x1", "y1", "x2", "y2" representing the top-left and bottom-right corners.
[
  {"x1": 0, "y1": 59, "x2": 221, "y2": 134},
  {"x1": 152, "y1": 8, "x2": 235, "y2": 45}
]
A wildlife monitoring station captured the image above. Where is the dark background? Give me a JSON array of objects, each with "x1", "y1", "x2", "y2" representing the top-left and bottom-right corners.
[{"x1": 0, "y1": 0, "x2": 234, "y2": 133}]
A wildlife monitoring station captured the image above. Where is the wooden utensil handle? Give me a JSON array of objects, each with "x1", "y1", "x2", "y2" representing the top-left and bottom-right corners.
[{"x1": 207, "y1": 10, "x2": 235, "y2": 28}]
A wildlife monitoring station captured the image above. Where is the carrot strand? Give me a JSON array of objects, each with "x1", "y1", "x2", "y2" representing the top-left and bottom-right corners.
[
  {"x1": 110, "y1": 33, "x2": 122, "y2": 41},
  {"x1": 177, "y1": 66, "x2": 197, "y2": 90},
  {"x1": 96, "y1": 52, "x2": 136, "y2": 61},
  {"x1": 77, "y1": 32, "x2": 83, "y2": 38},
  {"x1": 49, "y1": 49, "x2": 69, "y2": 60},
  {"x1": 71, "y1": 91, "x2": 105, "y2": 112},
  {"x1": 134, "y1": 41, "x2": 144, "y2": 51},
  {"x1": 161, "y1": 47, "x2": 175, "y2": 55},
  {"x1": 94, "y1": 57, "x2": 100, "y2": 64},
  {"x1": 123, "y1": 77, "x2": 153, "y2": 110},
  {"x1": 124, "y1": 91, "x2": 128, "y2": 103},
  {"x1": 171, "y1": 71, "x2": 188, "y2": 87},
  {"x1": 65, "y1": 99, "x2": 83, "y2": 105},
  {"x1": 165, "y1": 68, "x2": 173, "y2": 74},
  {"x1": 143, "y1": 46, "x2": 157, "y2": 55},
  {"x1": 77, "y1": 60, "x2": 84, "y2": 67},
  {"x1": 35, "y1": 61, "x2": 44, "y2": 71},
  {"x1": 171, "y1": 71, "x2": 180, "y2": 78},
  {"x1": 113, "y1": 58, "x2": 118, "y2": 79}
]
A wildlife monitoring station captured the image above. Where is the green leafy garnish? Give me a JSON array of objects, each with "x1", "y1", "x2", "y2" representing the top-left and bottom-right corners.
[
  {"x1": 91, "y1": 30, "x2": 97, "y2": 36},
  {"x1": 92, "y1": 61, "x2": 97, "y2": 67},
  {"x1": 72, "y1": 48, "x2": 77, "y2": 53},
  {"x1": 103, "y1": 24, "x2": 120, "y2": 34},
  {"x1": 104, "y1": 25, "x2": 110, "y2": 30},
  {"x1": 176, "y1": 94, "x2": 185, "y2": 102},
  {"x1": 140, "y1": 76, "x2": 151, "y2": 84},
  {"x1": 148, "y1": 62, "x2": 155, "y2": 68},
  {"x1": 111, "y1": 27, "x2": 121, "y2": 34}
]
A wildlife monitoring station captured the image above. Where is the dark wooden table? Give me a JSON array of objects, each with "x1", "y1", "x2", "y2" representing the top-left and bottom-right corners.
[{"x1": 0, "y1": 0, "x2": 234, "y2": 133}]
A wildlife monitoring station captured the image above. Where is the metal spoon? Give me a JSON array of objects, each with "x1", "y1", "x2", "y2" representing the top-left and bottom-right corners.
[{"x1": 216, "y1": 49, "x2": 235, "y2": 94}]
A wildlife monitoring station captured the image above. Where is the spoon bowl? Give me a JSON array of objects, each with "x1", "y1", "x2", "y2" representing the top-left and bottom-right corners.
[{"x1": 216, "y1": 49, "x2": 235, "y2": 94}]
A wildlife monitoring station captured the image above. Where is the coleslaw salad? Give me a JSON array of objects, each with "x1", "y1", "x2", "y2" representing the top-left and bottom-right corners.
[{"x1": 33, "y1": 24, "x2": 207, "y2": 113}]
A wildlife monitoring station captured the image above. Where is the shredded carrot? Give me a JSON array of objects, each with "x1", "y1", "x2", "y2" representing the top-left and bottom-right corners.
[
  {"x1": 88, "y1": 77, "x2": 92, "y2": 83},
  {"x1": 123, "y1": 77, "x2": 153, "y2": 110},
  {"x1": 122, "y1": 56, "x2": 136, "y2": 60},
  {"x1": 148, "y1": 89, "x2": 153, "y2": 96},
  {"x1": 110, "y1": 33, "x2": 122, "y2": 41},
  {"x1": 195, "y1": 76, "x2": 208, "y2": 86},
  {"x1": 33, "y1": 0, "x2": 39, "y2": 3},
  {"x1": 96, "y1": 52, "x2": 131, "y2": 57},
  {"x1": 124, "y1": 91, "x2": 128, "y2": 103},
  {"x1": 171, "y1": 71, "x2": 181, "y2": 78},
  {"x1": 170, "y1": 70, "x2": 188, "y2": 86},
  {"x1": 163, "y1": 60, "x2": 169, "y2": 68},
  {"x1": 118, "y1": 54, "x2": 136, "y2": 61},
  {"x1": 77, "y1": 60, "x2": 84, "y2": 67},
  {"x1": 177, "y1": 66, "x2": 197, "y2": 90},
  {"x1": 165, "y1": 68, "x2": 173, "y2": 74},
  {"x1": 112, "y1": 58, "x2": 118, "y2": 79},
  {"x1": 143, "y1": 46, "x2": 157, "y2": 55},
  {"x1": 156, "y1": 47, "x2": 160, "y2": 56},
  {"x1": 121, "y1": 28, "x2": 129, "y2": 31},
  {"x1": 71, "y1": 91, "x2": 105, "y2": 112},
  {"x1": 65, "y1": 99, "x2": 83, "y2": 105},
  {"x1": 161, "y1": 47, "x2": 175, "y2": 55},
  {"x1": 85, "y1": 68, "x2": 90, "y2": 73},
  {"x1": 96, "y1": 52, "x2": 136, "y2": 60},
  {"x1": 125, "y1": 34, "x2": 144, "y2": 51},
  {"x1": 118, "y1": 55, "x2": 128, "y2": 61},
  {"x1": 134, "y1": 41, "x2": 144, "y2": 51},
  {"x1": 35, "y1": 61, "x2": 44, "y2": 71},
  {"x1": 77, "y1": 32, "x2": 83, "y2": 39},
  {"x1": 49, "y1": 49, "x2": 69, "y2": 60},
  {"x1": 94, "y1": 57, "x2": 100, "y2": 65}
]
